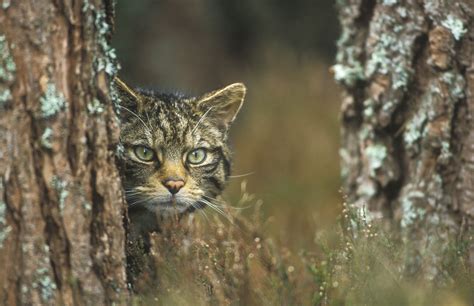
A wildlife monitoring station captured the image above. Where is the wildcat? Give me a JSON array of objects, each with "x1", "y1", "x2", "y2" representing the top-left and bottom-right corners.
[{"x1": 114, "y1": 78, "x2": 246, "y2": 237}]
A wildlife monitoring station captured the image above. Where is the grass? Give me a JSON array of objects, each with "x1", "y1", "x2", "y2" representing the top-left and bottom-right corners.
[{"x1": 128, "y1": 187, "x2": 474, "y2": 306}]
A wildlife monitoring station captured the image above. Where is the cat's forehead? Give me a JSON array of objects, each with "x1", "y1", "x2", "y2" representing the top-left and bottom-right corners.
[
  {"x1": 148, "y1": 114, "x2": 222, "y2": 149},
  {"x1": 142, "y1": 92, "x2": 194, "y2": 116},
  {"x1": 120, "y1": 95, "x2": 223, "y2": 151}
]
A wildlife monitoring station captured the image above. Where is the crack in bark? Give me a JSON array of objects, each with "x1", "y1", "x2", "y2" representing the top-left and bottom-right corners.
[
  {"x1": 28, "y1": 108, "x2": 74, "y2": 302},
  {"x1": 89, "y1": 165, "x2": 112, "y2": 304}
]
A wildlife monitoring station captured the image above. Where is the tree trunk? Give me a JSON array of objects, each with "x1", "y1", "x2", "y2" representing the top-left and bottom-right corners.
[
  {"x1": 335, "y1": 0, "x2": 473, "y2": 281},
  {"x1": 0, "y1": 1, "x2": 127, "y2": 305}
]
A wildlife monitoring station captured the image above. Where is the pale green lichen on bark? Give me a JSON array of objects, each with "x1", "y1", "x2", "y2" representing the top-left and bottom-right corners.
[
  {"x1": 333, "y1": 3, "x2": 366, "y2": 87},
  {"x1": 333, "y1": 63, "x2": 365, "y2": 87},
  {"x1": 403, "y1": 73, "x2": 461, "y2": 158},
  {"x1": 0, "y1": 199, "x2": 12, "y2": 248},
  {"x1": 356, "y1": 180, "x2": 377, "y2": 198},
  {"x1": 0, "y1": 179, "x2": 10, "y2": 248},
  {"x1": 363, "y1": 99, "x2": 374, "y2": 118},
  {"x1": 1, "y1": 0, "x2": 10, "y2": 9},
  {"x1": 115, "y1": 142, "x2": 125, "y2": 159},
  {"x1": 0, "y1": 34, "x2": 16, "y2": 108},
  {"x1": 365, "y1": 144, "x2": 387, "y2": 177},
  {"x1": 365, "y1": 29, "x2": 412, "y2": 90},
  {"x1": 441, "y1": 71, "x2": 465, "y2": 99},
  {"x1": 40, "y1": 127, "x2": 53, "y2": 149},
  {"x1": 83, "y1": 2, "x2": 121, "y2": 114},
  {"x1": 358, "y1": 124, "x2": 375, "y2": 141},
  {"x1": 438, "y1": 141, "x2": 451, "y2": 163},
  {"x1": 40, "y1": 83, "x2": 67, "y2": 118},
  {"x1": 383, "y1": 0, "x2": 397, "y2": 6},
  {"x1": 441, "y1": 14, "x2": 467, "y2": 41},
  {"x1": 339, "y1": 148, "x2": 351, "y2": 179},
  {"x1": 403, "y1": 111, "x2": 426, "y2": 152},
  {"x1": 32, "y1": 245, "x2": 57, "y2": 302},
  {"x1": 400, "y1": 172, "x2": 451, "y2": 282},
  {"x1": 398, "y1": 64, "x2": 461, "y2": 279},
  {"x1": 400, "y1": 188, "x2": 426, "y2": 228},
  {"x1": 87, "y1": 98, "x2": 105, "y2": 114},
  {"x1": 51, "y1": 176, "x2": 68, "y2": 212},
  {"x1": 89, "y1": 5, "x2": 119, "y2": 76},
  {"x1": 83, "y1": 201, "x2": 92, "y2": 211},
  {"x1": 21, "y1": 284, "x2": 28, "y2": 295},
  {"x1": 364, "y1": 3, "x2": 425, "y2": 92},
  {"x1": 396, "y1": 6, "x2": 407, "y2": 17},
  {"x1": 82, "y1": 0, "x2": 91, "y2": 12},
  {"x1": 110, "y1": 80, "x2": 122, "y2": 116},
  {"x1": 0, "y1": 89, "x2": 12, "y2": 105}
]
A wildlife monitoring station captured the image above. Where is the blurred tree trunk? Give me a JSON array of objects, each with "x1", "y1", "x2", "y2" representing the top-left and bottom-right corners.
[
  {"x1": 335, "y1": 0, "x2": 473, "y2": 281},
  {"x1": 0, "y1": 1, "x2": 127, "y2": 305}
]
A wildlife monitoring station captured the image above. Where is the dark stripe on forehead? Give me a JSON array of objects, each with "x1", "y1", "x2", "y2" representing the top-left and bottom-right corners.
[
  {"x1": 155, "y1": 116, "x2": 168, "y2": 140},
  {"x1": 181, "y1": 123, "x2": 191, "y2": 143},
  {"x1": 164, "y1": 104, "x2": 186, "y2": 143}
]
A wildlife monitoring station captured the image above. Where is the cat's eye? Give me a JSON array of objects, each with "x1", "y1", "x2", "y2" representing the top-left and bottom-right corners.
[
  {"x1": 133, "y1": 145, "x2": 155, "y2": 162},
  {"x1": 187, "y1": 148, "x2": 207, "y2": 165}
]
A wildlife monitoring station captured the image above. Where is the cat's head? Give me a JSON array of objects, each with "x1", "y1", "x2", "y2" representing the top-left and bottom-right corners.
[{"x1": 115, "y1": 78, "x2": 246, "y2": 215}]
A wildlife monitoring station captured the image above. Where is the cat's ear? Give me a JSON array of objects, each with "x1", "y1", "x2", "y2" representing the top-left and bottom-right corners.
[
  {"x1": 195, "y1": 83, "x2": 246, "y2": 130},
  {"x1": 113, "y1": 77, "x2": 144, "y2": 113}
]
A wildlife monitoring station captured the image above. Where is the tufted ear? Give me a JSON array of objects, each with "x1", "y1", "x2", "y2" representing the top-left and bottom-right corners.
[
  {"x1": 194, "y1": 83, "x2": 246, "y2": 130},
  {"x1": 113, "y1": 77, "x2": 144, "y2": 116}
]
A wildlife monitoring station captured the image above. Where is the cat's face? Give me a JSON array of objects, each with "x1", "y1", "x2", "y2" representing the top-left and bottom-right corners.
[{"x1": 116, "y1": 79, "x2": 245, "y2": 215}]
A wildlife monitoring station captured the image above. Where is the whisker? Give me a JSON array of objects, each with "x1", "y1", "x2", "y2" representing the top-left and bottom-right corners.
[
  {"x1": 124, "y1": 190, "x2": 145, "y2": 196},
  {"x1": 117, "y1": 105, "x2": 152, "y2": 134},
  {"x1": 201, "y1": 194, "x2": 222, "y2": 203},
  {"x1": 191, "y1": 106, "x2": 215, "y2": 134},
  {"x1": 227, "y1": 172, "x2": 255, "y2": 179},
  {"x1": 193, "y1": 202, "x2": 210, "y2": 223},
  {"x1": 199, "y1": 198, "x2": 233, "y2": 224},
  {"x1": 127, "y1": 192, "x2": 169, "y2": 208},
  {"x1": 124, "y1": 189, "x2": 153, "y2": 201},
  {"x1": 144, "y1": 110, "x2": 152, "y2": 129},
  {"x1": 127, "y1": 196, "x2": 154, "y2": 207},
  {"x1": 200, "y1": 209, "x2": 210, "y2": 223},
  {"x1": 201, "y1": 195, "x2": 251, "y2": 210}
]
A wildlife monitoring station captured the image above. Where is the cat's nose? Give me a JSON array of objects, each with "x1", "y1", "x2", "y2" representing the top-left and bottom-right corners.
[{"x1": 162, "y1": 178, "x2": 185, "y2": 195}]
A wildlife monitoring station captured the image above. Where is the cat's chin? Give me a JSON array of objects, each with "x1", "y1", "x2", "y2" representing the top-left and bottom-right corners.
[
  {"x1": 151, "y1": 205, "x2": 190, "y2": 215},
  {"x1": 142, "y1": 196, "x2": 194, "y2": 215}
]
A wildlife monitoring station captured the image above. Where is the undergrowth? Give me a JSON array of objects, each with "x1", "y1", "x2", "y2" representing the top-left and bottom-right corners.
[{"x1": 128, "y1": 184, "x2": 474, "y2": 306}]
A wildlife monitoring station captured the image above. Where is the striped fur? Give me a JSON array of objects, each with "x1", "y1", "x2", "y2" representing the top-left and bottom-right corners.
[{"x1": 115, "y1": 79, "x2": 246, "y2": 234}]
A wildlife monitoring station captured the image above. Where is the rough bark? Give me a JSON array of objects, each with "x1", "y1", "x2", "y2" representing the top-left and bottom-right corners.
[
  {"x1": 335, "y1": 0, "x2": 473, "y2": 282},
  {"x1": 0, "y1": 1, "x2": 127, "y2": 305}
]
